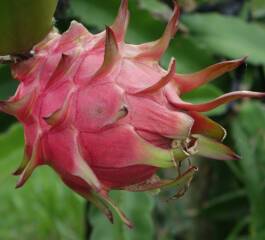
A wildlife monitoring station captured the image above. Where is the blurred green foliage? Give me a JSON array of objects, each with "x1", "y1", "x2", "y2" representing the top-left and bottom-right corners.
[
  {"x1": 89, "y1": 191, "x2": 155, "y2": 240},
  {"x1": 0, "y1": 124, "x2": 84, "y2": 240},
  {"x1": 0, "y1": 0, "x2": 265, "y2": 239}
]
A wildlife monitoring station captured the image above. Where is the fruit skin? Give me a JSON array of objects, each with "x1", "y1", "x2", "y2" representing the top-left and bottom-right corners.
[
  {"x1": 0, "y1": 0, "x2": 264, "y2": 227},
  {"x1": 0, "y1": 0, "x2": 58, "y2": 55}
]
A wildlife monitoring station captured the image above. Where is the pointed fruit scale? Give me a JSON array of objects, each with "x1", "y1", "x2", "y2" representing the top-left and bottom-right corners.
[
  {"x1": 174, "y1": 58, "x2": 246, "y2": 94},
  {"x1": 92, "y1": 27, "x2": 120, "y2": 80},
  {"x1": 104, "y1": 27, "x2": 120, "y2": 64},
  {"x1": 43, "y1": 94, "x2": 73, "y2": 127},
  {"x1": 143, "y1": 144, "x2": 188, "y2": 168},
  {"x1": 79, "y1": 191, "x2": 114, "y2": 224},
  {"x1": 72, "y1": 132, "x2": 102, "y2": 191},
  {"x1": 189, "y1": 112, "x2": 227, "y2": 141},
  {"x1": 13, "y1": 146, "x2": 31, "y2": 176},
  {"x1": 133, "y1": 3, "x2": 180, "y2": 61},
  {"x1": 0, "y1": 0, "x2": 58, "y2": 55},
  {"x1": 169, "y1": 91, "x2": 265, "y2": 112},
  {"x1": 15, "y1": 161, "x2": 36, "y2": 188},
  {"x1": 99, "y1": 191, "x2": 134, "y2": 229},
  {"x1": 16, "y1": 137, "x2": 43, "y2": 188},
  {"x1": 135, "y1": 58, "x2": 176, "y2": 95},
  {"x1": 44, "y1": 108, "x2": 66, "y2": 126},
  {"x1": 112, "y1": 0, "x2": 129, "y2": 42},
  {"x1": 195, "y1": 134, "x2": 240, "y2": 160},
  {"x1": 124, "y1": 166, "x2": 198, "y2": 192},
  {"x1": 76, "y1": 187, "x2": 133, "y2": 228},
  {"x1": 0, "y1": 90, "x2": 36, "y2": 119}
]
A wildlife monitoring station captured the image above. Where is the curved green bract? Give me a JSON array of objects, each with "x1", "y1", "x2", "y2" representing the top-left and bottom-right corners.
[{"x1": 0, "y1": 0, "x2": 58, "y2": 55}]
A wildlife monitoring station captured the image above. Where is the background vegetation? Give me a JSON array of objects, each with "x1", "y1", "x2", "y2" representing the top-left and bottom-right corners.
[{"x1": 0, "y1": 0, "x2": 265, "y2": 239}]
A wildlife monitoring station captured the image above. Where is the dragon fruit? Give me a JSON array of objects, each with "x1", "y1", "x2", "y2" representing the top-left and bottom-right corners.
[{"x1": 0, "y1": 0, "x2": 264, "y2": 227}]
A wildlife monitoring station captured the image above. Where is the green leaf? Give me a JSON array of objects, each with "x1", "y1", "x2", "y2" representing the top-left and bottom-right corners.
[
  {"x1": 182, "y1": 13, "x2": 265, "y2": 65},
  {"x1": 0, "y1": 124, "x2": 24, "y2": 182},
  {"x1": 90, "y1": 191, "x2": 155, "y2": 240},
  {"x1": 0, "y1": 65, "x2": 18, "y2": 131},
  {"x1": 226, "y1": 217, "x2": 250, "y2": 240},
  {"x1": 0, "y1": 64, "x2": 18, "y2": 100},
  {"x1": 138, "y1": 0, "x2": 171, "y2": 18},
  {"x1": 163, "y1": 34, "x2": 214, "y2": 73},
  {"x1": 252, "y1": 0, "x2": 265, "y2": 19},
  {"x1": 232, "y1": 102, "x2": 265, "y2": 239}
]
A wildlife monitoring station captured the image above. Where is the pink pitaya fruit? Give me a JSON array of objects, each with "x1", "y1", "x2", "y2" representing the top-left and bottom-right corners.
[{"x1": 0, "y1": 0, "x2": 264, "y2": 227}]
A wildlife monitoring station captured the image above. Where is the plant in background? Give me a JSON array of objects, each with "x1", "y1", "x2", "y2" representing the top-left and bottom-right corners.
[{"x1": 0, "y1": 0, "x2": 264, "y2": 228}]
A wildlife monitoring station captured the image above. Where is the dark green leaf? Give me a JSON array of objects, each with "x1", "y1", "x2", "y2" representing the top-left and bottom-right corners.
[
  {"x1": 182, "y1": 14, "x2": 265, "y2": 65},
  {"x1": 232, "y1": 102, "x2": 265, "y2": 239}
]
